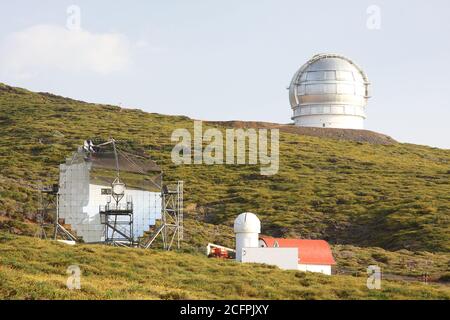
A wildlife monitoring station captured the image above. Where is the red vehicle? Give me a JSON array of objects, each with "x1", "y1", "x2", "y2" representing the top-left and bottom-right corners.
[{"x1": 210, "y1": 247, "x2": 229, "y2": 259}]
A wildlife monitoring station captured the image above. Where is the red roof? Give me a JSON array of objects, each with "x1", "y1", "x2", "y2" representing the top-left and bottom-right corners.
[{"x1": 260, "y1": 237, "x2": 336, "y2": 265}]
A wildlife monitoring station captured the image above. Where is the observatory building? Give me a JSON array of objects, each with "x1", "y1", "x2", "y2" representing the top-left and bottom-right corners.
[
  {"x1": 289, "y1": 53, "x2": 371, "y2": 129},
  {"x1": 234, "y1": 212, "x2": 335, "y2": 275}
]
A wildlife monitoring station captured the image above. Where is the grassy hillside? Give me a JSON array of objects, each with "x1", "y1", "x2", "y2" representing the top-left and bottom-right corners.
[
  {"x1": 0, "y1": 83, "x2": 449, "y2": 253},
  {"x1": 0, "y1": 232, "x2": 449, "y2": 300}
]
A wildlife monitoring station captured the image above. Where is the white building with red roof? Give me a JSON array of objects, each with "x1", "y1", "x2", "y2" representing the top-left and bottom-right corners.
[
  {"x1": 259, "y1": 237, "x2": 335, "y2": 275},
  {"x1": 234, "y1": 212, "x2": 336, "y2": 275}
]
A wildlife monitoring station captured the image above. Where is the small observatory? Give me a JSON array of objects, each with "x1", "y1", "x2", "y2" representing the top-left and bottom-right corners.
[
  {"x1": 234, "y1": 212, "x2": 335, "y2": 275},
  {"x1": 234, "y1": 212, "x2": 261, "y2": 262}
]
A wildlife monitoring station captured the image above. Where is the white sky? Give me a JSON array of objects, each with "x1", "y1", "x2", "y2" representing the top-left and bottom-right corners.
[{"x1": 1, "y1": 0, "x2": 449, "y2": 149}]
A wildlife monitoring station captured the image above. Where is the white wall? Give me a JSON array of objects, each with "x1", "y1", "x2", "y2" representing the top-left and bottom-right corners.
[
  {"x1": 240, "y1": 247, "x2": 299, "y2": 270},
  {"x1": 294, "y1": 114, "x2": 364, "y2": 129},
  {"x1": 235, "y1": 232, "x2": 259, "y2": 262},
  {"x1": 239, "y1": 243, "x2": 333, "y2": 275},
  {"x1": 298, "y1": 264, "x2": 332, "y2": 275}
]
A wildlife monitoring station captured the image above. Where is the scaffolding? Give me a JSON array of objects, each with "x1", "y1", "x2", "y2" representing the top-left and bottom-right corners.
[
  {"x1": 35, "y1": 184, "x2": 59, "y2": 239},
  {"x1": 142, "y1": 181, "x2": 184, "y2": 250},
  {"x1": 100, "y1": 189, "x2": 135, "y2": 245},
  {"x1": 94, "y1": 140, "x2": 136, "y2": 246},
  {"x1": 54, "y1": 191, "x2": 79, "y2": 242}
]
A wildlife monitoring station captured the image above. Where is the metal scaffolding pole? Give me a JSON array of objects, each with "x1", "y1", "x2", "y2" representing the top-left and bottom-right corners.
[{"x1": 142, "y1": 181, "x2": 184, "y2": 250}]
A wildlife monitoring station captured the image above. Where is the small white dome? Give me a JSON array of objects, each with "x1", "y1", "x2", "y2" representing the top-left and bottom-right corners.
[{"x1": 234, "y1": 212, "x2": 261, "y2": 233}]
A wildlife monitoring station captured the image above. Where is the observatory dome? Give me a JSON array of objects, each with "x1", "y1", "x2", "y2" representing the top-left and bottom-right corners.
[
  {"x1": 289, "y1": 53, "x2": 370, "y2": 129},
  {"x1": 234, "y1": 212, "x2": 261, "y2": 234}
]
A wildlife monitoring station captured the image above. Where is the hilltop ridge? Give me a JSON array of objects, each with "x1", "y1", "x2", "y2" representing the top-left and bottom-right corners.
[
  {"x1": 208, "y1": 120, "x2": 396, "y2": 145},
  {"x1": 0, "y1": 83, "x2": 449, "y2": 253}
]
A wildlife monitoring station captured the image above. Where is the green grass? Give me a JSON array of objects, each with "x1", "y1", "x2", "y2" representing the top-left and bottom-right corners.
[
  {"x1": 332, "y1": 245, "x2": 450, "y2": 279},
  {"x1": 0, "y1": 83, "x2": 448, "y2": 252},
  {"x1": 0, "y1": 83, "x2": 449, "y2": 299},
  {"x1": 0, "y1": 233, "x2": 448, "y2": 300}
]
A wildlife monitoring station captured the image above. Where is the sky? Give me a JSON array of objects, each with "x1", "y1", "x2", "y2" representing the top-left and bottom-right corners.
[{"x1": 0, "y1": 0, "x2": 449, "y2": 149}]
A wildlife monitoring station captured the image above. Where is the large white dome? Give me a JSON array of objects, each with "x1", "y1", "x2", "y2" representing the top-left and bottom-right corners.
[
  {"x1": 234, "y1": 212, "x2": 261, "y2": 234},
  {"x1": 289, "y1": 53, "x2": 371, "y2": 129}
]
